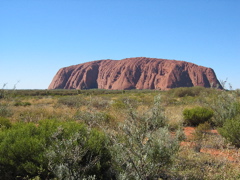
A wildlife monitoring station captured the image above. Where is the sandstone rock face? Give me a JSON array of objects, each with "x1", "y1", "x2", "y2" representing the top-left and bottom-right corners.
[{"x1": 48, "y1": 57, "x2": 222, "y2": 90}]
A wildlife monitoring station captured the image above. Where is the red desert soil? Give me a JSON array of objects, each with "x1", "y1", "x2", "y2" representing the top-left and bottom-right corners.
[{"x1": 182, "y1": 127, "x2": 239, "y2": 163}]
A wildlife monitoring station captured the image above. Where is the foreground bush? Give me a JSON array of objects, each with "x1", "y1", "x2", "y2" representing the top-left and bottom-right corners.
[
  {"x1": 183, "y1": 107, "x2": 213, "y2": 126},
  {"x1": 0, "y1": 119, "x2": 112, "y2": 179},
  {"x1": 0, "y1": 123, "x2": 48, "y2": 179},
  {"x1": 109, "y1": 95, "x2": 180, "y2": 179}
]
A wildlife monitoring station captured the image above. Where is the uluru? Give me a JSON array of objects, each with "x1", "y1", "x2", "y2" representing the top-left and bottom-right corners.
[{"x1": 48, "y1": 57, "x2": 222, "y2": 90}]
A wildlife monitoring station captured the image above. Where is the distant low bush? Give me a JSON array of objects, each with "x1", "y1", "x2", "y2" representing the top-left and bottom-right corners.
[
  {"x1": 111, "y1": 99, "x2": 126, "y2": 109},
  {"x1": 111, "y1": 97, "x2": 141, "y2": 110},
  {"x1": 89, "y1": 97, "x2": 110, "y2": 109},
  {"x1": 74, "y1": 111, "x2": 114, "y2": 126},
  {"x1": 19, "y1": 108, "x2": 54, "y2": 123},
  {"x1": 58, "y1": 96, "x2": 87, "y2": 107},
  {"x1": 183, "y1": 107, "x2": 213, "y2": 126},
  {"x1": 169, "y1": 86, "x2": 208, "y2": 98},
  {"x1": 14, "y1": 101, "x2": 31, "y2": 106}
]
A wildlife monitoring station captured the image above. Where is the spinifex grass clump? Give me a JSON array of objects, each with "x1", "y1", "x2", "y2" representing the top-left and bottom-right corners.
[{"x1": 183, "y1": 107, "x2": 213, "y2": 126}]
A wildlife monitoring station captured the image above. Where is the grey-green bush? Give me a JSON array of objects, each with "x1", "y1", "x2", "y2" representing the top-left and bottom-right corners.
[
  {"x1": 109, "y1": 95, "x2": 180, "y2": 179},
  {"x1": 206, "y1": 91, "x2": 240, "y2": 127},
  {"x1": 218, "y1": 116, "x2": 240, "y2": 148}
]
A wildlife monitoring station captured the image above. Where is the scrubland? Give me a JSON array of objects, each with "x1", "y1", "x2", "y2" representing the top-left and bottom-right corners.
[{"x1": 0, "y1": 87, "x2": 240, "y2": 179}]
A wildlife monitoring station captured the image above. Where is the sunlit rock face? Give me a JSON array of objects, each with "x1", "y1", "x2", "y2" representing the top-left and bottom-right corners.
[{"x1": 48, "y1": 57, "x2": 222, "y2": 90}]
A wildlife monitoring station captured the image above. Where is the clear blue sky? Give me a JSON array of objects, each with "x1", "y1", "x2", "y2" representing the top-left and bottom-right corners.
[{"x1": 1, "y1": 0, "x2": 239, "y2": 89}]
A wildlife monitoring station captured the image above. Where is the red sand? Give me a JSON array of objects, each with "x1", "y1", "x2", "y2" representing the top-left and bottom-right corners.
[{"x1": 182, "y1": 127, "x2": 239, "y2": 163}]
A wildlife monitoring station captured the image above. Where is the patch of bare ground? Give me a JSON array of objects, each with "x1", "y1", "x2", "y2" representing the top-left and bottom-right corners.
[{"x1": 182, "y1": 127, "x2": 240, "y2": 163}]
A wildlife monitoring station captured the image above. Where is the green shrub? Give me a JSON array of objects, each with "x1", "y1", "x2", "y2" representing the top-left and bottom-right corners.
[
  {"x1": 0, "y1": 119, "x2": 113, "y2": 179},
  {"x1": 183, "y1": 107, "x2": 213, "y2": 126},
  {"x1": 218, "y1": 116, "x2": 240, "y2": 148},
  {"x1": 0, "y1": 123, "x2": 48, "y2": 179}
]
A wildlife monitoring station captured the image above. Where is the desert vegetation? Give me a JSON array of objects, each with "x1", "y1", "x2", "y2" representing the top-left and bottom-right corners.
[{"x1": 0, "y1": 87, "x2": 240, "y2": 179}]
